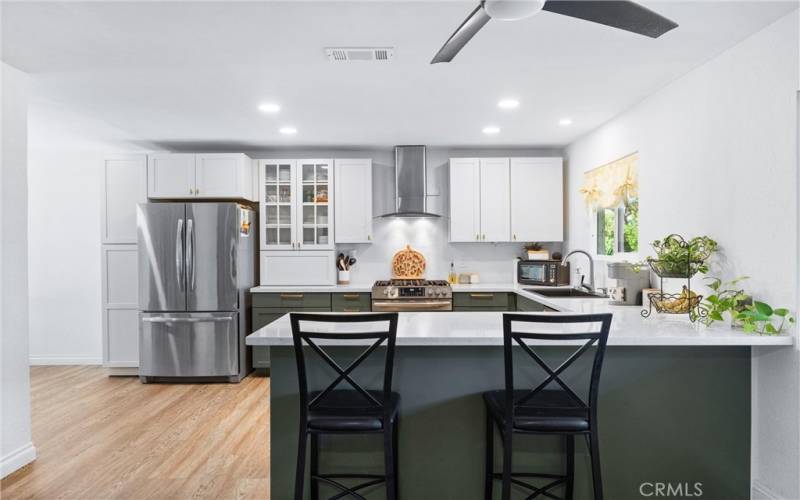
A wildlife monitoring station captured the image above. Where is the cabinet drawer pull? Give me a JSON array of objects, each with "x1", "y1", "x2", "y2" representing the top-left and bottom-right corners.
[
  {"x1": 343, "y1": 308, "x2": 360, "y2": 312},
  {"x1": 280, "y1": 293, "x2": 304, "y2": 299},
  {"x1": 342, "y1": 294, "x2": 361, "y2": 300},
  {"x1": 469, "y1": 293, "x2": 494, "y2": 299}
]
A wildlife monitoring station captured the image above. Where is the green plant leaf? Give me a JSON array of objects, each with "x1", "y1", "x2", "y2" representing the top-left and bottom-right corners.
[
  {"x1": 765, "y1": 323, "x2": 777, "y2": 334},
  {"x1": 754, "y1": 302, "x2": 773, "y2": 317},
  {"x1": 774, "y1": 308, "x2": 790, "y2": 317},
  {"x1": 706, "y1": 294, "x2": 719, "y2": 304},
  {"x1": 743, "y1": 323, "x2": 756, "y2": 333},
  {"x1": 709, "y1": 311, "x2": 724, "y2": 322}
]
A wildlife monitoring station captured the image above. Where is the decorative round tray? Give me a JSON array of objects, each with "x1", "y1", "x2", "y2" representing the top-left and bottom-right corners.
[{"x1": 392, "y1": 245, "x2": 426, "y2": 279}]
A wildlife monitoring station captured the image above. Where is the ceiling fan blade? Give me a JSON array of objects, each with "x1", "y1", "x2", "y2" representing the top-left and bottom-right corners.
[
  {"x1": 431, "y1": 4, "x2": 491, "y2": 64},
  {"x1": 541, "y1": 0, "x2": 678, "y2": 38}
]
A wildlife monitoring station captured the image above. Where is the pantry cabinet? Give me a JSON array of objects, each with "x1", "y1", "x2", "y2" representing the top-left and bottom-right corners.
[
  {"x1": 449, "y1": 156, "x2": 563, "y2": 243},
  {"x1": 510, "y1": 157, "x2": 563, "y2": 242},
  {"x1": 449, "y1": 157, "x2": 511, "y2": 242},
  {"x1": 147, "y1": 153, "x2": 256, "y2": 201},
  {"x1": 334, "y1": 158, "x2": 373, "y2": 243}
]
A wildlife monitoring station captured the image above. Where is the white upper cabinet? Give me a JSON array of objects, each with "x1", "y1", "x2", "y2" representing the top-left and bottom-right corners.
[
  {"x1": 148, "y1": 153, "x2": 256, "y2": 201},
  {"x1": 148, "y1": 153, "x2": 195, "y2": 198},
  {"x1": 510, "y1": 157, "x2": 563, "y2": 242},
  {"x1": 449, "y1": 158, "x2": 481, "y2": 242},
  {"x1": 334, "y1": 158, "x2": 373, "y2": 243},
  {"x1": 479, "y1": 158, "x2": 511, "y2": 242},
  {"x1": 103, "y1": 155, "x2": 147, "y2": 244},
  {"x1": 259, "y1": 159, "x2": 334, "y2": 251},
  {"x1": 449, "y1": 157, "x2": 563, "y2": 243},
  {"x1": 195, "y1": 153, "x2": 255, "y2": 199}
]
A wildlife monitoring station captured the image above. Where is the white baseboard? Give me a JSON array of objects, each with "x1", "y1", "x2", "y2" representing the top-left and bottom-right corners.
[
  {"x1": 1, "y1": 442, "x2": 37, "y2": 478},
  {"x1": 29, "y1": 356, "x2": 102, "y2": 366},
  {"x1": 752, "y1": 480, "x2": 784, "y2": 500}
]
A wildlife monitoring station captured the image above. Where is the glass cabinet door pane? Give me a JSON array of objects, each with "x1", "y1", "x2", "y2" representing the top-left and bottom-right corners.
[
  {"x1": 279, "y1": 206, "x2": 291, "y2": 225},
  {"x1": 315, "y1": 184, "x2": 328, "y2": 203},
  {"x1": 303, "y1": 206, "x2": 314, "y2": 224},
  {"x1": 317, "y1": 227, "x2": 329, "y2": 245},
  {"x1": 303, "y1": 185, "x2": 314, "y2": 203},
  {"x1": 303, "y1": 228, "x2": 315, "y2": 245},
  {"x1": 265, "y1": 186, "x2": 277, "y2": 203},
  {"x1": 266, "y1": 228, "x2": 278, "y2": 245},
  {"x1": 279, "y1": 185, "x2": 291, "y2": 203},
  {"x1": 265, "y1": 165, "x2": 277, "y2": 183},
  {"x1": 279, "y1": 229, "x2": 291, "y2": 245},
  {"x1": 279, "y1": 165, "x2": 291, "y2": 182},
  {"x1": 302, "y1": 164, "x2": 314, "y2": 183},
  {"x1": 266, "y1": 206, "x2": 278, "y2": 225}
]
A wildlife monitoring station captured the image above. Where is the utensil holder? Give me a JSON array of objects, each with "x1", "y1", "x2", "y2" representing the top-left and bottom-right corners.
[{"x1": 338, "y1": 270, "x2": 350, "y2": 285}]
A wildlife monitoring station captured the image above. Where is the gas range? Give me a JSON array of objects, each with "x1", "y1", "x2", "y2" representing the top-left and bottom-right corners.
[{"x1": 371, "y1": 279, "x2": 453, "y2": 312}]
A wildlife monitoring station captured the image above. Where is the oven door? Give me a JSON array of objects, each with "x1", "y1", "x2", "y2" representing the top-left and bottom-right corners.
[
  {"x1": 371, "y1": 300, "x2": 453, "y2": 312},
  {"x1": 517, "y1": 261, "x2": 549, "y2": 285}
]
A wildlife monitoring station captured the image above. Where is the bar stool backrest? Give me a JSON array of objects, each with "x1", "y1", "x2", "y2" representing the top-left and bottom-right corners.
[
  {"x1": 501, "y1": 313, "x2": 613, "y2": 427},
  {"x1": 290, "y1": 313, "x2": 399, "y2": 417}
]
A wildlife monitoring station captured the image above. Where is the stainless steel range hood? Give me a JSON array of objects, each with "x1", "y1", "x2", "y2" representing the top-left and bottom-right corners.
[{"x1": 380, "y1": 145, "x2": 440, "y2": 218}]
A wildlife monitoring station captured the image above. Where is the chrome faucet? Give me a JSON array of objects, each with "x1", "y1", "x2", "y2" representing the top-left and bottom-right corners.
[{"x1": 561, "y1": 249, "x2": 595, "y2": 293}]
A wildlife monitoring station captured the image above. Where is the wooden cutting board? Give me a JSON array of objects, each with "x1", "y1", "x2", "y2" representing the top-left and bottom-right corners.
[{"x1": 392, "y1": 245, "x2": 426, "y2": 279}]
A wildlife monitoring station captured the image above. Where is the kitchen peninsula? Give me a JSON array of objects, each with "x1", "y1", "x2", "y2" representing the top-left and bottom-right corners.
[{"x1": 246, "y1": 286, "x2": 791, "y2": 499}]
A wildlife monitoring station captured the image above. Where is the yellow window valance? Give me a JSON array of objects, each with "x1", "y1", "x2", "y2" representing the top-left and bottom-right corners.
[{"x1": 580, "y1": 152, "x2": 639, "y2": 209}]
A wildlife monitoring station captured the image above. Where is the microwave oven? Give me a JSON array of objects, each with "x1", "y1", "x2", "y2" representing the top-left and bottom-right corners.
[{"x1": 517, "y1": 260, "x2": 570, "y2": 286}]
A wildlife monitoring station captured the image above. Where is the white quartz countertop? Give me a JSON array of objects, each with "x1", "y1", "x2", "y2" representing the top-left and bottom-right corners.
[
  {"x1": 251, "y1": 284, "x2": 373, "y2": 293},
  {"x1": 246, "y1": 283, "x2": 794, "y2": 347}
]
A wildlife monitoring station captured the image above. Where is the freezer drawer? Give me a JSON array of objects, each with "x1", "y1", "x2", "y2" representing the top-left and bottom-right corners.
[{"x1": 139, "y1": 312, "x2": 238, "y2": 378}]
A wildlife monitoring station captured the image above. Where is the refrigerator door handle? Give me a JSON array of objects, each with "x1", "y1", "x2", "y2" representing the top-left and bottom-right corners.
[
  {"x1": 175, "y1": 218, "x2": 184, "y2": 291},
  {"x1": 187, "y1": 218, "x2": 196, "y2": 291},
  {"x1": 142, "y1": 316, "x2": 234, "y2": 324}
]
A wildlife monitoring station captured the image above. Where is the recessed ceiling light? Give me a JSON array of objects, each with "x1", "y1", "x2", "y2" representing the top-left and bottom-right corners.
[
  {"x1": 279, "y1": 126, "x2": 297, "y2": 135},
  {"x1": 498, "y1": 99, "x2": 519, "y2": 109},
  {"x1": 559, "y1": 118, "x2": 573, "y2": 126},
  {"x1": 482, "y1": 126, "x2": 500, "y2": 135},
  {"x1": 258, "y1": 103, "x2": 281, "y2": 113}
]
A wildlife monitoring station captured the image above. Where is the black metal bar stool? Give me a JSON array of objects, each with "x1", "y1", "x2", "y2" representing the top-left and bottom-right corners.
[
  {"x1": 483, "y1": 313, "x2": 612, "y2": 500},
  {"x1": 290, "y1": 312, "x2": 400, "y2": 500}
]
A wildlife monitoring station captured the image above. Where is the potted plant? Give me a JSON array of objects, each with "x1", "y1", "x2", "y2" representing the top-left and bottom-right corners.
[
  {"x1": 524, "y1": 242, "x2": 549, "y2": 261},
  {"x1": 698, "y1": 276, "x2": 751, "y2": 326},
  {"x1": 647, "y1": 234, "x2": 717, "y2": 278},
  {"x1": 734, "y1": 302, "x2": 795, "y2": 335}
]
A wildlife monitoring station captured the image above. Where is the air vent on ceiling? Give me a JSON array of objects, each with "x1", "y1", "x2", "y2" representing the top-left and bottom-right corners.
[{"x1": 325, "y1": 47, "x2": 394, "y2": 62}]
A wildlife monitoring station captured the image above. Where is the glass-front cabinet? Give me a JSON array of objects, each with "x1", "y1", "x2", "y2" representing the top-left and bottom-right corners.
[{"x1": 259, "y1": 159, "x2": 334, "y2": 251}]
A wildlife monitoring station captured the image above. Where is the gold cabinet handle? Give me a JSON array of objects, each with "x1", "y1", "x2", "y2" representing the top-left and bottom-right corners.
[
  {"x1": 513, "y1": 234, "x2": 517, "y2": 241},
  {"x1": 470, "y1": 293, "x2": 494, "y2": 299},
  {"x1": 367, "y1": 234, "x2": 372, "y2": 241},
  {"x1": 189, "y1": 188, "x2": 194, "y2": 195},
  {"x1": 342, "y1": 294, "x2": 361, "y2": 300},
  {"x1": 476, "y1": 233, "x2": 479, "y2": 240},
  {"x1": 280, "y1": 293, "x2": 304, "y2": 299},
  {"x1": 195, "y1": 188, "x2": 199, "y2": 195}
]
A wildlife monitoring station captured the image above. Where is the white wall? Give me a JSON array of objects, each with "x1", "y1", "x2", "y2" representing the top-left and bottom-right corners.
[
  {"x1": 564, "y1": 11, "x2": 800, "y2": 498},
  {"x1": 1, "y1": 62, "x2": 37, "y2": 478},
  {"x1": 245, "y1": 147, "x2": 563, "y2": 284},
  {"x1": 27, "y1": 101, "x2": 151, "y2": 365}
]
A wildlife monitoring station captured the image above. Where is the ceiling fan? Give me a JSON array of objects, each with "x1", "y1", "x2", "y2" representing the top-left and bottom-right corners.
[{"x1": 431, "y1": 0, "x2": 679, "y2": 64}]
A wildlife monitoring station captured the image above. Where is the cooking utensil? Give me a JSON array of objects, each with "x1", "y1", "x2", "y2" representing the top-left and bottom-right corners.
[{"x1": 348, "y1": 257, "x2": 356, "y2": 269}]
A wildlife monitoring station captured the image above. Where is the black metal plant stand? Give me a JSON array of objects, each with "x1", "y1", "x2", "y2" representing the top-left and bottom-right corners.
[{"x1": 641, "y1": 234, "x2": 708, "y2": 323}]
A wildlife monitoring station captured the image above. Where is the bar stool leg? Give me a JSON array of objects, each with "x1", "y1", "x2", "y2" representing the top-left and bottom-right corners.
[
  {"x1": 484, "y1": 413, "x2": 494, "y2": 500},
  {"x1": 294, "y1": 428, "x2": 308, "y2": 500},
  {"x1": 588, "y1": 432, "x2": 603, "y2": 500},
  {"x1": 310, "y1": 433, "x2": 319, "y2": 500},
  {"x1": 501, "y1": 429, "x2": 512, "y2": 500},
  {"x1": 392, "y1": 419, "x2": 399, "y2": 499},
  {"x1": 565, "y1": 435, "x2": 575, "y2": 500},
  {"x1": 384, "y1": 423, "x2": 397, "y2": 500}
]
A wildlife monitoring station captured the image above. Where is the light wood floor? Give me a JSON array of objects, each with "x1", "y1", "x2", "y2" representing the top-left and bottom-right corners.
[{"x1": 1, "y1": 366, "x2": 269, "y2": 500}]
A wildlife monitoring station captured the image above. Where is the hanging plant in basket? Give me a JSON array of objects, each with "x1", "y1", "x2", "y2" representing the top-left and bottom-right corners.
[{"x1": 646, "y1": 234, "x2": 717, "y2": 278}]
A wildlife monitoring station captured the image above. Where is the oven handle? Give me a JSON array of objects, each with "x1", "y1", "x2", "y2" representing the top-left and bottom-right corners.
[{"x1": 371, "y1": 300, "x2": 453, "y2": 312}]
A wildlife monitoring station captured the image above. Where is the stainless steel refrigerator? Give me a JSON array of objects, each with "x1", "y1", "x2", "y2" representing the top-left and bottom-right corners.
[{"x1": 137, "y1": 202, "x2": 256, "y2": 383}]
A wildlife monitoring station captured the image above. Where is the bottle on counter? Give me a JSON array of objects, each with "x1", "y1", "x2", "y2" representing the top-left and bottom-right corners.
[{"x1": 448, "y1": 262, "x2": 458, "y2": 285}]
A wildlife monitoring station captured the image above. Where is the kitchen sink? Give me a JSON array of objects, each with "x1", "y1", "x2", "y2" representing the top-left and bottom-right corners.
[{"x1": 526, "y1": 288, "x2": 609, "y2": 299}]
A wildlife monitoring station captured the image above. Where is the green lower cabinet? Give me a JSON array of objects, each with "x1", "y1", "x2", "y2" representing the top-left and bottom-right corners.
[
  {"x1": 453, "y1": 292, "x2": 516, "y2": 311},
  {"x1": 516, "y1": 294, "x2": 557, "y2": 312},
  {"x1": 332, "y1": 292, "x2": 371, "y2": 312}
]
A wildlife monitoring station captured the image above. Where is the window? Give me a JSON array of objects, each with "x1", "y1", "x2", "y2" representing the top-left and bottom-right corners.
[
  {"x1": 595, "y1": 198, "x2": 638, "y2": 256},
  {"x1": 581, "y1": 153, "x2": 639, "y2": 257}
]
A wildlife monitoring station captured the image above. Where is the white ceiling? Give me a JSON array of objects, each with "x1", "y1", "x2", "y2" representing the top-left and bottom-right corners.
[{"x1": 3, "y1": 1, "x2": 797, "y2": 148}]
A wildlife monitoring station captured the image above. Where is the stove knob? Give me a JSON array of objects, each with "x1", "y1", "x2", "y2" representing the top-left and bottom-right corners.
[
  {"x1": 427, "y1": 288, "x2": 434, "y2": 296},
  {"x1": 383, "y1": 288, "x2": 389, "y2": 296},
  {"x1": 438, "y1": 288, "x2": 446, "y2": 296}
]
